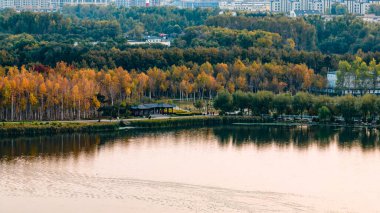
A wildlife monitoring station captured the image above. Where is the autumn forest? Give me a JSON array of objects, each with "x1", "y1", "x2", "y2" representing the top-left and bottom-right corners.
[
  {"x1": 1, "y1": 6, "x2": 380, "y2": 121},
  {"x1": 0, "y1": 60, "x2": 322, "y2": 121}
]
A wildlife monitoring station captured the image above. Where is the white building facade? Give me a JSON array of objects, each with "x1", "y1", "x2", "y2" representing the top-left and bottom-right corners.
[
  {"x1": 344, "y1": 0, "x2": 369, "y2": 15},
  {"x1": 270, "y1": 0, "x2": 371, "y2": 15},
  {"x1": 219, "y1": 0, "x2": 271, "y2": 12},
  {"x1": 271, "y1": 0, "x2": 318, "y2": 12},
  {"x1": 0, "y1": 0, "x2": 115, "y2": 11},
  {"x1": 1, "y1": 0, "x2": 16, "y2": 9}
]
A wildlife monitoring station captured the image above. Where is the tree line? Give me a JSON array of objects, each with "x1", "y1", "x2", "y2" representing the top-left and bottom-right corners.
[
  {"x1": 337, "y1": 57, "x2": 380, "y2": 92},
  {"x1": 206, "y1": 14, "x2": 380, "y2": 54},
  {"x1": 0, "y1": 34, "x2": 339, "y2": 73},
  {"x1": 0, "y1": 60, "x2": 323, "y2": 121},
  {"x1": 214, "y1": 90, "x2": 380, "y2": 123},
  {"x1": 0, "y1": 9, "x2": 121, "y2": 40},
  {"x1": 4, "y1": 31, "x2": 380, "y2": 74},
  {"x1": 175, "y1": 26, "x2": 285, "y2": 49},
  {"x1": 61, "y1": 5, "x2": 218, "y2": 38},
  {"x1": 0, "y1": 6, "x2": 218, "y2": 39},
  {"x1": 3, "y1": 7, "x2": 380, "y2": 73},
  {"x1": 205, "y1": 15, "x2": 316, "y2": 51}
]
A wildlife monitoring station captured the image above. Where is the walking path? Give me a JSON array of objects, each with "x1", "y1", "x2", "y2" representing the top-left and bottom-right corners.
[{"x1": 57, "y1": 115, "x2": 213, "y2": 124}]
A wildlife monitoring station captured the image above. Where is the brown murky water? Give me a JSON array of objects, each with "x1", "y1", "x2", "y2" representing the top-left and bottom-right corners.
[{"x1": 1, "y1": 126, "x2": 380, "y2": 212}]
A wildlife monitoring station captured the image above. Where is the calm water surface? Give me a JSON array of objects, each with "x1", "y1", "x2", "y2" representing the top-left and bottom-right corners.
[{"x1": 1, "y1": 126, "x2": 380, "y2": 212}]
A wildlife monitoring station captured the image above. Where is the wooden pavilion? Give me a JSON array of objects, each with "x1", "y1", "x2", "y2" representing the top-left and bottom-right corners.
[{"x1": 130, "y1": 103, "x2": 175, "y2": 116}]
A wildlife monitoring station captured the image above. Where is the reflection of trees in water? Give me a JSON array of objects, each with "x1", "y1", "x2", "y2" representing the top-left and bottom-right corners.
[
  {"x1": 337, "y1": 128, "x2": 380, "y2": 151},
  {"x1": 311, "y1": 126, "x2": 335, "y2": 148},
  {"x1": 1, "y1": 126, "x2": 379, "y2": 160},
  {"x1": 0, "y1": 132, "x2": 131, "y2": 160},
  {"x1": 213, "y1": 126, "x2": 292, "y2": 148},
  {"x1": 127, "y1": 128, "x2": 217, "y2": 146},
  {"x1": 212, "y1": 126, "x2": 380, "y2": 151},
  {"x1": 292, "y1": 126, "x2": 336, "y2": 149},
  {"x1": 359, "y1": 129, "x2": 379, "y2": 150}
]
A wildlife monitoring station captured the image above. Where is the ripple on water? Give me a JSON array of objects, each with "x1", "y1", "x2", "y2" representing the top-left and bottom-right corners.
[{"x1": 0, "y1": 164, "x2": 340, "y2": 212}]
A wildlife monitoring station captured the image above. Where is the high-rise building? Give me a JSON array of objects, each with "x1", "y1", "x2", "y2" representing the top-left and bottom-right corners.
[
  {"x1": 219, "y1": 0, "x2": 271, "y2": 12},
  {"x1": 344, "y1": 0, "x2": 368, "y2": 14},
  {"x1": 12, "y1": 0, "x2": 51, "y2": 11},
  {"x1": 0, "y1": 0, "x2": 115, "y2": 11},
  {"x1": 270, "y1": 0, "x2": 282, "y2": 11},
  {"x1": 280, "y1": 0, "x2": 290, "y2": 11},
  {"x1": 1, "y1": 0, "x2": 16, "y2": 9},
  {"x1": 114, "y1": 0, "x2": 162, "y2": 7},
  {"x1": 171, "y1": 0, "x2": 219, "y2": 9},
  {"x1": 61, "y1": 0, "x2": 113, "y2": 6},
  {"x1": 270, "y1": 0, "x2": 370, "y2": 14},
  {"x1": 127, "y1": 0, "x2": 144, "y2": 6},
  {"x1": 115, "y1": 0, "x2": 130, "y2": 7},
  {"x1": 322, "y1": 0, "x2": 331, "y2": 13}
]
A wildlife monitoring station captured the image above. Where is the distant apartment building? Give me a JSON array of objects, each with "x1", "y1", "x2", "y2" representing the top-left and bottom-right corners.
[
  {"x1": 1, "y1": 0, "x2": 378, "y2": 15},
  {"x1": 270, "y1": 0, "x2": 332, "y2": 13},
  {"x1": 270, "y1": 0, "x2": 373, "y2": 15},
  {"x1": 54, "y1": 0, "x2": 113, "y2": 11},
  {"x1": 344, "y1": 0, "x2": 369, "y2": 14},
  {"x1": 114, "y1": 0, "x2": 163, "y2": 7},
  {"x1": 62, "y1": 0, "x2": 112, "y2": 5},
  {"x1": 1, "y1": 0, "x2": 15, "y2": 9},
  {"x1": 0, "y1": 0, "x2": 115, "y2": 11},
  {"x1": 171, "y1": 0, "x2": 219, "y2": 9},
  {"x1": 123, "y1": 0, "x2": 161, "y2": 7},
  {"x1": 115, "y1": 0, "x2": 129, "y2": 7},
  {"x1": 219, "y1": 0, "x2": 271, "y2": 12},
  {"x1": 14, "y1": 0, "x2": 51, "y2": 11},
  {"x1": 0, "y1": 0, "x2": 171, "y2": 11}
]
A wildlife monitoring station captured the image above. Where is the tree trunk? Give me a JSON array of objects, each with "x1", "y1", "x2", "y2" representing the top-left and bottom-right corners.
[{"x1": 11, "y1": 95, "x2": 14, "y2": 121}]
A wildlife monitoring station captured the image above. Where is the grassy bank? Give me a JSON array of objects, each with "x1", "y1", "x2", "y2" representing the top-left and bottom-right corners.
[
  {"x1": 0, "y1": 122, "x2": 120, "y2": 136},
  {"x1": 128, "y1": 116, "x2": 270, "y2": 128},
  {"x1": 129, "y1": 116, "x2": 380, "y2": 129},
  {"x1": 2, "y1": 116, "x2": 377, "y2": 136}
]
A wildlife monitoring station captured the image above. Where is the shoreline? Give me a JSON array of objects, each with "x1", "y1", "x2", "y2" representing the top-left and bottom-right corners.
[
  {"x1": 0, "y1": 116, "x2": 378, "y2": 136},
  {"x1": 232, "y1": 122, "x2": 379, "y2": 128},
  {"x1": 0, "y1": 121, "x2": 120, "y2": 136}
]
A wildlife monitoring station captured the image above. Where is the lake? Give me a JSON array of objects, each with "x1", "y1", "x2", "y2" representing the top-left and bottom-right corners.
[{"x1": 1, "y1": 126, "x2": 380, "y2": 212}]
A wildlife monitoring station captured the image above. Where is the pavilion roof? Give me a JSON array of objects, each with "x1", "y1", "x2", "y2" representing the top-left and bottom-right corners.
[{"x1": 131, "y1": 103, "x2": 176, "y2": 110}]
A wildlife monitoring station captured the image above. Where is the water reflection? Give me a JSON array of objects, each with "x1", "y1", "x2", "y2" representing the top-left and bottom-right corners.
[
  {"x1": 337, "y1": 127, "x2": 380, "y2": 150},
  {"x1": 1, "y1": 126, "x2": 380, "y2": 160},
  {"x1": 0, "y1": 132, "x2": 130, "y2": 160},
  {"x1": 212, "y1": 126, "x2": 337, "y2": 149},
  {"x1": 212, "y1": 126, "x2": 380, "y2": 151}
]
